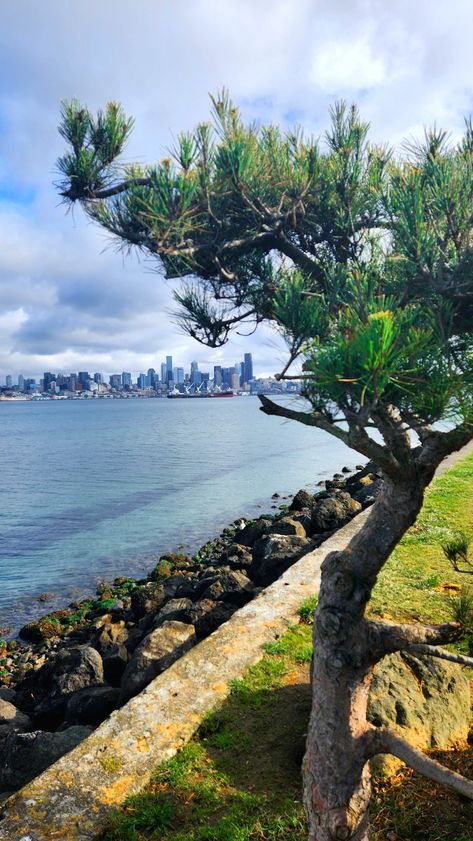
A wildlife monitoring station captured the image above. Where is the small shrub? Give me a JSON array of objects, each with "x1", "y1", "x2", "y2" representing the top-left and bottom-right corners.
[
  {"x1": 446, "y1": 585, "x2": 473, "y2": 632},
  {"x1": 298, "y1": 596, "x2": 318, "y2": 624},
  {"x1": 441, "y1": 532, "x2": 472, "y2": 572}
]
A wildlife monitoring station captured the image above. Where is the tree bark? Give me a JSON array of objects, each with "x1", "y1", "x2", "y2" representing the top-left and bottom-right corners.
[{"x1": 303, "y1": 477, "x2": 426, "y2": 840}]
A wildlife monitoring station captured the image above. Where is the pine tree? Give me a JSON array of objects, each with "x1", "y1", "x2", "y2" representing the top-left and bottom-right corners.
[{"x1": 56, "y1": 93, "x2": 473, "y2": 840}]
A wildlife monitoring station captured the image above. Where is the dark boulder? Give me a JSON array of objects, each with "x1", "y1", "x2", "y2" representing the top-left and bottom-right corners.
[
  {"x1": 249, "y1": 535, "x2": 313, "y2": 585},
  {"x1": 199, "y1": 571, "x2": 255, "y2": 607},
  {"x1": 237, "y1": 518, "x2": 272, "y2": 547},
  {"x1": 0, "y1": 726, "x2": 92, "y2": 791},
  {"x1": 192, "y1": 600, "x2": 237, "y2": 639},
  {"x1": 153, "y1": 598, "x2": 194, "y2": 627},
  {"x1": 0, "y1": 699, "x2": 31, "y2": 737},
  {"x1": 130, "y1": 582, "x2": 165, "y2": 620},
  {"x1": 29, "y1": 646, "x2": 104, "y2": 730},
  {"x1": 289, "y1": 489, "x2": 314, "y2": 511},
  {"x1": 311, "y1": 492, "x2": 361, "y2": 533},
  {"x1": 65, "y1": 685, "x2": 120, "y2": 726}
]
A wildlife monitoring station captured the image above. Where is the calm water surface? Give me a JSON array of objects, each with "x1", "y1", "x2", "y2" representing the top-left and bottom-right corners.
[{"x1": 0, "y1": 397, "x2": 361, "y2": 632}]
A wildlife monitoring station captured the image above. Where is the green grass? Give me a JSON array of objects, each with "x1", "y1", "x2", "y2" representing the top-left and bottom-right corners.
[{"x1": 102, "y1": 453, "x2": 473, "y2": 841}]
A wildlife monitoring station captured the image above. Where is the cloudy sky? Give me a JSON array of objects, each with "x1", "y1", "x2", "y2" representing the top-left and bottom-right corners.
[{"x1": 1, "y1": 0, "x2": 472, "y2": 381}]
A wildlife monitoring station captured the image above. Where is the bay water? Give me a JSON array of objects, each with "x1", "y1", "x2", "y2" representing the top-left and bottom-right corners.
[{"x1": 0, "y1": 397, "x2": 360, "y2": 633}]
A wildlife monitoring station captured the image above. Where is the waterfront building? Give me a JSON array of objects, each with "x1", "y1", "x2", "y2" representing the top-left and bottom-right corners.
[
  {"x1": 5, "y1": 375, "x2": 12, "y2": 388},
  {"x1": 78, "y1": 372, "x2": 90, "y2": 389},
  {"x1": 137, "y1": 373, "x2": 147, "y2": 390},
  {"x1": 122, "y1": 372, "x2": 132, "y2": 388}
]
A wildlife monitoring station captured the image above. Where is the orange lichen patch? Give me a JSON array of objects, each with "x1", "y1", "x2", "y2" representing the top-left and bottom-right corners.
[
  {"x1": 211, "y1": 682, "x2": 228, "y2": 694},
  {"x1": 134, "y1": 737, "x2": 150, "y2": 753},
  {"x1": 99, "y1": 775, "x2": 136, "y2": 805}
]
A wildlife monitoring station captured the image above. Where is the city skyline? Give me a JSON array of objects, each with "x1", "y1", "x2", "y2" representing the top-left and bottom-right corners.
[{"x1": 1, "y1": 351, "x2": 258, "y2": 388}]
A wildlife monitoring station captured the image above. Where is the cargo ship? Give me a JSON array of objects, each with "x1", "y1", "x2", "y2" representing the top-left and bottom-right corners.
[{"x1": 167, "y1": 391, "x2": 234, "y2": 399}]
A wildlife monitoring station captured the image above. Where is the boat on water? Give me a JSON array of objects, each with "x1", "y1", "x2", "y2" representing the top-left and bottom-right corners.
[{"x1": 167, "y1": 391, "x2": 234, "y2": 399}]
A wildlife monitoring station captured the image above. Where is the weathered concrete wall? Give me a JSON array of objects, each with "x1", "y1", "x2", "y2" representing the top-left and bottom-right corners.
[{"x1": 0, "y1": 510, "x2": 369, "y2": 841}]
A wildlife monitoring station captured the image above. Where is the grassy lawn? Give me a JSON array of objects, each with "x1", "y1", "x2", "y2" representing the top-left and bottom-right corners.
[{"x1": 103, "y1": 454, "x2": 473, "y2": 841}]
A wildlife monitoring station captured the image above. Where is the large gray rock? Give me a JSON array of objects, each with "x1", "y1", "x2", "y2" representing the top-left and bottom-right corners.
[
  {"x1": 369, "y1": 651, "x2": 471, "y2": 776},
  {"x1": 0, "y1": 726, "x2": 92, "y2": 791},
  {"x1": 31, "y1": 646, "x2": 104, "y2": 729},
  {"x1": 311, "y1": 492, "x2": 361, "y2": 533},
  {"x1": 268, "y1": 517, "x2": 307, "y2": 538},
  {"x1": 153, "y1": 598, "x2": 194, "y2": 627},
  {"x1": 119, "y1": 621, "x2": 196, "y2": 703},
  {"x1": 199, "y1": 571, "x2": 255, "y2": 607},
  {"x1": 249, "y1": 535, "x2": 313, "y2": 585}
]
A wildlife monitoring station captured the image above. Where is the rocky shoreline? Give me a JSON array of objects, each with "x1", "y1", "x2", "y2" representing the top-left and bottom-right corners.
[{"x1": 0, "y1": 462, "x2": 381, "y2": 795}]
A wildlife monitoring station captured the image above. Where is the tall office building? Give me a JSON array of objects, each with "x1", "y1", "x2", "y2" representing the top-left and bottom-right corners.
[
  {"x1": 175, "y1": 367, "x2": 184, "y2": 384},
  {"x1": 43, "y1": 372, "x2": 56, "y2": 392},
  {"x1": 5, "y1": 375, "x2": 12, "y2": 388},
  {"x1": 93, "y1": 373, "x2": 103, "y2": 384},
  {"x1": 122, "y1": 372, "x2": 132, "y2": 388},
  {"x1": 213, "y1": 365, "x2": 222, "y2": 387},
  {"x1": 18, "y1": 374, "x2": 24, "y2": 391},
  {"x1": 160, "y1": 362, "x2": 167, "y2": 385},
  {"x1": 78, "y1": 371, "x2": 90, "y2": 390},
  {"x1": 137, "y1": 373, "x2": 147, "y2": 390},
  {"x1": 166, "y1": 356, "x2": 173, "y2": 384},
  {"x1": 244, "y1": 353, "x2": 253, "y2": 383},
  {"x1": 147, "y1": 368, "x2": 156, "y2": 388},
  {"x1": 109, "y1": 374, "x2": 121, "y2": 389}
]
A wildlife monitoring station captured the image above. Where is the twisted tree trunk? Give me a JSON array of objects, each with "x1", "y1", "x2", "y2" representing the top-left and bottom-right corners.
[{"x1": 302, "y1": 476, "x2": 456, "y2": 840}]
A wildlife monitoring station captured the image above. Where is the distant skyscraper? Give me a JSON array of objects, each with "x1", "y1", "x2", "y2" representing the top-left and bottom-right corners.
[
  {"x1": 122, "y1": 372, "x2": 132, "y2": 388},
  {"x1": 175, "y1": 367, "x2": 184, "y2": 384},
  {"x1": 137, "y1": 373, "x2": 147, "y2": 390},
  {"x1": 160, "y1": 362, "x2": 167, "y2": 385},
  {"x1": 244, "y1": 353, "x2": 253, "y2": 383},
  {"x1": 147, "y1": 368, "x2": 156, "y2": 388},
  {"x1": 5, "y1": 375, "x2": 12, "y2": 388},
  {"x1": 18, "y1": 374, "x2": 24, "y2": 391},
  {"x1": 109, "y1": 374, "x2": 121, "y2": 389},
  {"x1": 78, "y1": 371, "x2": 90, "y2": 389},
  {"x1": 43, "y1": 372, "x2": 55, "y2": 392},
  {"x1": 166, "y1": 356, "x2": 173, "y2": 384},
  {"x1": 94, "y1": 373, "x2": 103, "y2": 384},
  {"x1": 213, "y1": 365, "x2": 222, "y2": 387}
]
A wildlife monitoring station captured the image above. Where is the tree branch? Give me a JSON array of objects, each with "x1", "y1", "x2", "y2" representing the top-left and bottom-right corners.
[
  {"x1": 258, "y1": 394, "x2": 351, "y2": 446},
  {"x1": 369, "y1": 619, "x2": 462, "y2": 661},
  {"x1": 275, "y1": 232, "x2": 326, "y2": 282},
  {"x1": 63, "y1": 177, "x2": 152, "y2": 201},
  {"x1": 373, "y1": 729, "x2": 473, "y2": 800},
  {"x1": 404, "y1": 644, "x2": 473, "y2": 668},
  {"x1": 258, "y1": 395, "x2": 402, "y2": 477}
]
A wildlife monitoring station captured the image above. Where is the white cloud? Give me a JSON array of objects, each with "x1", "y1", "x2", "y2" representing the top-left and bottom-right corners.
[{"x1": 0, "y1": 0, "x2": 473, "y2": 379}]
